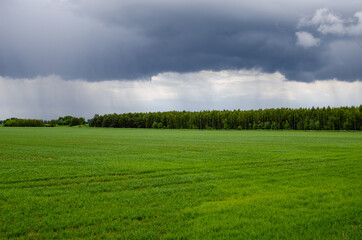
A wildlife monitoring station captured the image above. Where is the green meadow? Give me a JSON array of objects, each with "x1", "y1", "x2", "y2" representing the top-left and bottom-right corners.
[{"x1": 0, "y1": 128, "x2": 361, "y2": 239}]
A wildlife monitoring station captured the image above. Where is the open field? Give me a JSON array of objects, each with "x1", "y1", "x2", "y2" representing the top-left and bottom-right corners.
[{"x1": 0, "y1": 128, "x2": 361, "y2": 239}]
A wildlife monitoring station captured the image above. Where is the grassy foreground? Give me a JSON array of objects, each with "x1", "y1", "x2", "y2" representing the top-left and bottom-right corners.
[{"x1": 0, "y1": 128, "x2": 361, "y2": 239}]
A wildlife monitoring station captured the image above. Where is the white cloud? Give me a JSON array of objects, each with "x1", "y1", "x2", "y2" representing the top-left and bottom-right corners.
[
  {"x1": 347, "y1": 11, "x2": 362, "y2": 35},
  {"x1": 309, "y1": 8, "x2": 344, "y2": 35},
  {"x1": 299, "y1": 8, "x2": 362, "y2": 36},
  {"x1": 0, "y1": 71, "x2": 361, "y2": 120},
  {"x1": 295, "y1": 31, "x2": 320, "y2": 48}
]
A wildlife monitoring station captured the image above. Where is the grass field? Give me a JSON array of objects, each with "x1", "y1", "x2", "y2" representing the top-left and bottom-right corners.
[{"x1": 0, "y1": 128, "x2": 361, "y2": 239}]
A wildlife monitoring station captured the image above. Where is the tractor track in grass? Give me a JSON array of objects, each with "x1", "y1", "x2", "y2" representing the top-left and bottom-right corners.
[{"x1": 0, "y1": 156, "x2": 352, "y2": 190}]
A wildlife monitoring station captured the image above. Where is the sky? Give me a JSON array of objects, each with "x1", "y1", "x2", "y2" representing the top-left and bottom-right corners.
[{"x1": 0, "y1": 0, "x2": 361, "y2": 120}]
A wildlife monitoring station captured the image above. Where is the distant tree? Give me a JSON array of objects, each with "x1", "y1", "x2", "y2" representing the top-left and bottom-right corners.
[
  {"x1": 222, "y1": 119, "x2": 230, "y2": 130},
  {"x1": 284, "y1": 121, "x2": 291, "y2": 130},
  {"x1": 56, "y1": 116, "x2": 85, "y2": 126},
  {"x1": 270, "y1": 121, "x2": 277, "y2": 130},
  {"x1": 69, "y1": 117, "x2": 80, "y2": 127},
  {"x1": 50, "y1": 120, "x2": 56, "y2": 127},
  {"x1": 296, "y1": 121, "x2": 303, "y2": 130},
  {"x1": 79, "y1": 117, "x2": 85, "y2": 125},
  {"x1": 314, "y1": 120, "x2": 320, "y2": 130},
  {"x1": 343, "y1": 120, "x2": 350, "y2": 130},
  {"x1": 57, "y1": 117, "x2": 64, "y2": 125},
  {"x1": 63, "y1": 116, "x2": 73, "y2": 125},
  {"x1": 263, "y1": 121, "x2": 270, "y2": 129},
  {"x1": 57, "y1": 116, "x2": 73, "y2": 125}
]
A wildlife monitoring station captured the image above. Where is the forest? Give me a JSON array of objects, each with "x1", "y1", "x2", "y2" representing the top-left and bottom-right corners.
[
  {"x1": 2, "y1": 116, "x2": 84, "y2": 127},
  {"x1": 3, "y1": 118, "x2": 45, "y2": 127},
  {"x1": 89, "y1": 105, "x2": 361, "y2": 130},
  {"x1": 2, "y1": 106, "x2": 360, "y2": 130}
]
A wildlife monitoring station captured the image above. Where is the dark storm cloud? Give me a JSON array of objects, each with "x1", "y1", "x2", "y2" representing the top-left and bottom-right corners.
[{"x1": 0, "y1": 0, "x2": 362, "y2": 82}]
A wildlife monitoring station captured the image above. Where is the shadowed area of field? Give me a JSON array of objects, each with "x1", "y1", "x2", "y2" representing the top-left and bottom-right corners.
[{"x1": 0, "y1": 128, "x2": 361, "y2": 239}]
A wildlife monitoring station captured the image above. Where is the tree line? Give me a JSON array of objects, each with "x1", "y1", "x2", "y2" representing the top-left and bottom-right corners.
[
  {"x1": 2, "y1": 116, "x2": 85, "y2": 127},
  {"x1": 3, "y1": 118, "x2": 45, "y2": 127},
  {"x1": 2, "y1": 106, "x2": 360, "y2": 130},
  {"x1": 89, "y1": 106, "x2": 362, "y2": 130}
]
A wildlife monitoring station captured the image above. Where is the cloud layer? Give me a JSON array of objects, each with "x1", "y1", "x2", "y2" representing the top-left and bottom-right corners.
[
  {"x1": 0, "y1": 0, "x2": 362, "y2": 82},
  {"x1": 1, "y1": 71, "x2": 361, "y2": 120}
]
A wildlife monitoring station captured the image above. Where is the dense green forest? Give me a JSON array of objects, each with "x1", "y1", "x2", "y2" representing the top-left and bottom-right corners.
[
  {"x1": 2, "y1": 116, "x2": 84, "y2": 127},
  {"x1": 2, "y1": 106, "x2": 361, "y2": 130},
  {"x1": 3, "y1": 118, "x2": 45, "y2": 127},
  {"x1": 89, "y1": 106, "x2": 362, "y2": 130}
]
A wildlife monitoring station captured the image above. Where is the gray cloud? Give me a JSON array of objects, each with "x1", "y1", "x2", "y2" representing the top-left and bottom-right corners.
[{"x1": 0, "y1": 0, "x2": 362, "y2": 82}]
